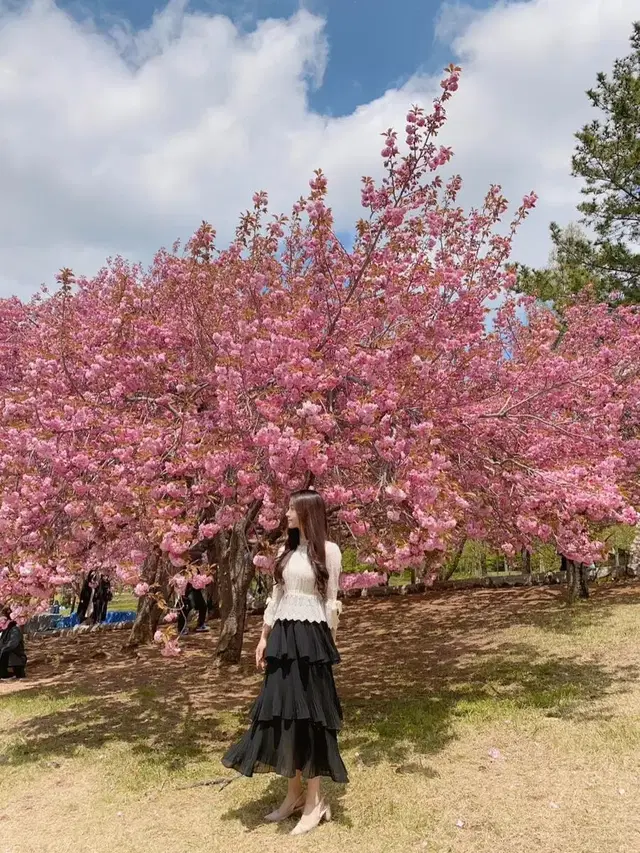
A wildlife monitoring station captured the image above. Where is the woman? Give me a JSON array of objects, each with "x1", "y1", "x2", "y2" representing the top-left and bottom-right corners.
[
  {"x1": 0, "y1": 607, "x2": 27, "y2": 680},
  {"x1": 222, "y1": 489, "x2": 348, "y2": 835}
]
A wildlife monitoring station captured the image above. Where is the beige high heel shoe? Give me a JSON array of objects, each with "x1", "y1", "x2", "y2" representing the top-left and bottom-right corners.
[
  {"x1": 264, "y1": 792, "x2": 305, "y2": 823},
  {"x1": 290, "y1": 800, "x2": 332, "y2": 835}
]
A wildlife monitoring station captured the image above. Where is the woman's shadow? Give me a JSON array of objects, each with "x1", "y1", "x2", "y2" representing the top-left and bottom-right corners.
[{"x1": 220, "y1": 776, "x2": 351, "y2": 832}]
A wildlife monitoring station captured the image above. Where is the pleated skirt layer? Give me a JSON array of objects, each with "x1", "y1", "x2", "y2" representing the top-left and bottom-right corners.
[{"x1": 222, "y1": 619, "x2": 349, "y2": 783}]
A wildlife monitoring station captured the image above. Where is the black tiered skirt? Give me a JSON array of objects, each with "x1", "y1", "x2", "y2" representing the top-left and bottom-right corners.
[{"x1": 222, "y1": 619, "x2": 349, "y2": 783}]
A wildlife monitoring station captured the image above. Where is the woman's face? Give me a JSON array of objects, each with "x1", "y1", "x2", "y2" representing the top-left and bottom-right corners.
[{"x1": 286, "y1": 501, "x2": 301, "y2": 531}]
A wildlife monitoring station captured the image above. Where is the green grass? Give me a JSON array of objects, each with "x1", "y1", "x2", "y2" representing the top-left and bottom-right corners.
[
  {"x1": 52, "y1": 590, "x2": 139, "y2": 616},
  {"x1": 108, "y1": 591, "x2": 138, "y2": 612},
  {"x1": 2, "y1": 584, "x2": 640, "y2": 853},
  {"x1": 0, "y1": 691, "x2": 89, "y2": 721}
]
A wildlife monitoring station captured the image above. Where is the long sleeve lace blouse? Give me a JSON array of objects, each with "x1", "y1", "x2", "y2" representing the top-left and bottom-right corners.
[{"x1": 263, "y1": 541, "x2": 343, "y2": 634}]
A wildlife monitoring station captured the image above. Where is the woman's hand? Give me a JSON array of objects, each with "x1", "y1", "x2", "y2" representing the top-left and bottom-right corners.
[{"x1": 255, "y1": 636, "x2": 267, "y2": 671}]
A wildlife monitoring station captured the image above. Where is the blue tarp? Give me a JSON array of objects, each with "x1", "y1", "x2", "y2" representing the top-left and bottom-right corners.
[
  {"x1": 104, "y1": 611, "x2": 137, "y2": 624},
  {"x1": 29, "y1": 610, "x2": 138, "y2": 633}
]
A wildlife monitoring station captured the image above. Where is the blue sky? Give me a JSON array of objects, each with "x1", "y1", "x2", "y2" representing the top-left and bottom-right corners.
[
  {"x1": 2, "y1": 1, "x2": 638, "y2": 297},
  {"x1": 61, "y1": 0, "x2": 490, "y2": 115}
]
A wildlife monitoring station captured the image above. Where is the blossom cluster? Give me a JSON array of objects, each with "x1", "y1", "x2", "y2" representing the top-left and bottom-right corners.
[{"x1": 1, "y1": 65, "x2": 638, "y2": 625}]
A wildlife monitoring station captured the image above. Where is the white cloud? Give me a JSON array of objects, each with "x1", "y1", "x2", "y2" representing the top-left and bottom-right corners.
[{"x1": 1, "y1": 0, "x2": 639, "y2": 298}]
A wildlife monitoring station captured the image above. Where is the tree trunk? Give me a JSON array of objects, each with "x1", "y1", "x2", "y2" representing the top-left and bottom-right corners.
[
  {"x1": 522, "y1": 549, "x2": 532, "y2": 586},
  {"x1": 629, "y1": 522, "x2": 640, "y2": 577},
  {"x1": 578, "y1": 563, "x2": 590, "y2": 599},
  {"x1": 480, "y1": 550, "x2": 487, "y2": 578},
  {"x1": 565, "y1": 557, "x2": 583, "y2": 604},
  {"x1": 206, "y1": 544, "x2": 221, "y2": 618},
  {"x1": 214, "y1": 501, "x2": 262, "y2": 665},
  {"x1": 207, "y1": 577, "x2": 220, "y2": 619},
  {"x1": 127, "y1": 549, "x2": 172, "y2": 646},
  {"x1": 441, "y1": 538, "x2": 467, "y2": 581},
  {"x1": 565, "y1": 558, "x2": 575, "y2": 603},
  {"x1": 215, "y1": 532, "x2": 255, "y2": 664}
]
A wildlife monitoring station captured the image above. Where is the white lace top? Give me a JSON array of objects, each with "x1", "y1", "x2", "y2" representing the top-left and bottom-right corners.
[{"x1": 263, "y1": 541, "x2": 343, "y2": 633}]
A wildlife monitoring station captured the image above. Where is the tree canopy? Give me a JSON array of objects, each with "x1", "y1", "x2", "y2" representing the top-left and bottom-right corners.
[{"x1": 1, "y1": 66, "x2": 639, "y2": 659}]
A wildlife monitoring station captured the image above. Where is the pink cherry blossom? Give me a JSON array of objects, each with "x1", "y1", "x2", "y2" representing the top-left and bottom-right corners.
[
  {"x1": 341, "y1": 572, "x2": 387, "y2": 591},
  {"x1": 0, "y1": 63, "x2": 637, "y2": 647},
  {"x1": 160, "y1": 639, "x2": 182, "y2": 658}
]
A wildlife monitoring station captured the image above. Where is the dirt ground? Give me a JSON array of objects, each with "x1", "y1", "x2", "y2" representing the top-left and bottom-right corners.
[{"x1": 1, "y1": 584, "x2": 640, "y2": 853}]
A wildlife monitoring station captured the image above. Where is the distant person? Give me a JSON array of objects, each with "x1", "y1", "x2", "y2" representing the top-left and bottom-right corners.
[
  {"x1": 0, "y1": 607, "x2": 27, "y2": 680},
  {"x1": 75, "y1": 571, "x2": 111, "y2": 625},
  {"x1": 177, "y1": 583, "x2": 209, "y2": 636},
  {"x1": 75, "y1": 570, "x2": 97, "y2": 623},
  {"x1": 92, "y1": 576, "x2": 112, "y2": 624}
]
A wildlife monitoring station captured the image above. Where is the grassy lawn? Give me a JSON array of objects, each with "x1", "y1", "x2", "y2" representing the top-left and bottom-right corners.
[
  {"x1": 1, "y1": 585, "x2": 640, "y2": 853},
  {"x1": 108, "y1": 591, "x2": 138, "y2": 612},
  {"x1": 51, "y1": 591, "x2": 138, "y2": 616}
]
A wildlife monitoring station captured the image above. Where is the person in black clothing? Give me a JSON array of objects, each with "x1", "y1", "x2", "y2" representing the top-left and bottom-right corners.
[
  {"x1": 76, "y1": 572, "x2": 112, "y2": 625},
  {"x1": 92, "y1": 576, "x2": 112, "y2": 624},
  {"x1": 177, "y1": 584, "x2": 209, "y2": 635},
  {"x1": 75, "y1": 570, "x2": 97, "y2": 623},
  {"x1": 0, "y1": 607, "x2": 27, "y2": 679}
]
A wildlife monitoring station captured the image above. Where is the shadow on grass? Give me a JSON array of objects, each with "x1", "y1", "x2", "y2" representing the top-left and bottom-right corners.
[
  {"x1": 339, "y1": 644, "x2": 640, "y2": 768},
  {"x1": 2, "y1": 584, "x2": 639, "y2": 785},
  {"x1": 4, "y1": 642, "x2": 637, "y2": 777},
  {"x1": 1, "y1": 681, "x2": 247, "y2": 772},
  {"x1": 516, "y1": 583, "x2": 640, "y2": 636}
]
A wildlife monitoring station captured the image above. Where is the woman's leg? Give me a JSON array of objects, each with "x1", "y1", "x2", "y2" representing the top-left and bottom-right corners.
[
  {"x1": 289, "y1": 771, "x2": 303, "y2": 798},
  {"x1": 302, "y1": 776, "x2": 321, "y2": 814},
  {"x1": 290, "y1": 776, "x2": 331, "y2": 834},
  {"x1": 264, "y1": 771, "x2": 304, "y2": 821},
  {"x1": 280, "y1": 770, "x2": 304, "y2": 807}
]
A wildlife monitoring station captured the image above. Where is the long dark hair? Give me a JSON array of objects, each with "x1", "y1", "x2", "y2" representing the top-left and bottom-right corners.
[{"x1": 274, "y1": 490, "x2": 329, "y2": 597}]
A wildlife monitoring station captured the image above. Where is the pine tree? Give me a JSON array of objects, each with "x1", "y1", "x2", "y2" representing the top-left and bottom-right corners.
[
  {"x1": 572, "y1": 21, "x2": 640, "y2": 302},
  {"x1": 518, "y1": 22, "x2": 640, "y2": 307},
  {"x1": 517, "y1": 222, "x2": 600, "y2": 315}
]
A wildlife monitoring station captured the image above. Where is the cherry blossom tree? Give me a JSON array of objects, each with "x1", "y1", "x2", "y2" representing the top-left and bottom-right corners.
[{"x1": 1, "y1": 65, "x2": 638, "y2": 662}]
